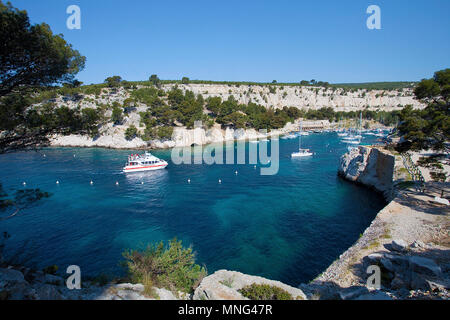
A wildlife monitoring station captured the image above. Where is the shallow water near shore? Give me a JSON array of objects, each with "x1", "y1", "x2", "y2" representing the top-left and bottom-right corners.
[{"x1": 0, "y1": 132, "x2": 386, "y2": 286}]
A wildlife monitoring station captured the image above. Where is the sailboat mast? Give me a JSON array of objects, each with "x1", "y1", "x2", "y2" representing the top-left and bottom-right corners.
[{"x1": 299, "y1": 121, "x2": 302, "y2": 149}]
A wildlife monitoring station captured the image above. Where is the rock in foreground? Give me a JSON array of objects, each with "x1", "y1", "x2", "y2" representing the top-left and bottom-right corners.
[{"x1": 193, "y1": 270, "x2": 307, "y2": 300}]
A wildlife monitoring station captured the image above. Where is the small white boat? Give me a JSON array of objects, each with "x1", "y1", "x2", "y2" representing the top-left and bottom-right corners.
[
  {"x1": 282, "y1": 134, "x2": 297, "y2": 139},
  {"x1": 292, "y1": 121, "x2": 313, "y2": 157},
  {"x1": 123, "y1": 152, "x2": 168, "y2": 173},
  {"x1": 337, "y1": 132, "x2": 348, "y2": 137},
  {"x1": 298, "y1": 131, "x2": 310, "y2": 136},
  {"x1": 291, "y1": 148, "x2": 313, "y2": 157}
]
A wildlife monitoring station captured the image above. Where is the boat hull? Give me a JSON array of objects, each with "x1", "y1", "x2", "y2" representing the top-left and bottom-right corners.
[
  {"x1": 123, "y1": 162, "x2": 168, "y2": 173},
  {"x1": 291, "y1": 152, "x2": 313, "y2": 157}
]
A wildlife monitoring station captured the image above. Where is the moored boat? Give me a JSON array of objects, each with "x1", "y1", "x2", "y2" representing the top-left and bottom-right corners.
[{"x1": 123, "y1": 152, "x2": 168, "y2": 173}]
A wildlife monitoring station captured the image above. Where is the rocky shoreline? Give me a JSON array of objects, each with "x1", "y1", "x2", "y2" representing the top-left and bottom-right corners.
[
  {"x1": 302, "y1": 146, "x2": 449, "y2": 300},
  {"x1": 49, "y1": 121, "x2": 300, "y2": 150}
]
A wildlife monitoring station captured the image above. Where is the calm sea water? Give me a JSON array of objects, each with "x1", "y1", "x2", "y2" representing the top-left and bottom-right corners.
[{"x1": 0, "y1": 133, "x2": 385, "y2": 286}]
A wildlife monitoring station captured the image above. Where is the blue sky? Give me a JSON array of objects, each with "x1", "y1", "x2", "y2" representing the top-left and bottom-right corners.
[{"x1": 9, "y1": 0, "x2": 450, "y2": 84}]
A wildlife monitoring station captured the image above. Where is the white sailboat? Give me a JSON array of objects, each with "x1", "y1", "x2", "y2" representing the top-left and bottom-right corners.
[
  {"x1": 341, "y1": 113, "x2": 363, "y2": 145},
  {"x1": 292, "y1": 122, "x2": 313, "y2": 157}
]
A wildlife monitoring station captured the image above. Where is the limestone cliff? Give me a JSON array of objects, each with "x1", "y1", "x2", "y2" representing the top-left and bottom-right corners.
[
  {"x1": 338, "y1": 146, "x2": 395, "y2": 200},
  {"x1": 165, "y1": 84, "x2": 424, "y2": 111}
]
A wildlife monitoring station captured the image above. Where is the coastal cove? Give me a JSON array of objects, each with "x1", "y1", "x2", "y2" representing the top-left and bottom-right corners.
[{"x1": 0, "y1": 133, "x2": 386, "y2": 286}]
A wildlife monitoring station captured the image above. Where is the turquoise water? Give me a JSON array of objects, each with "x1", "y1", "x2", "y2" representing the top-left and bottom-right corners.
[{"x1": 0, "y1": 133, "x2": 386, "y2": 286}]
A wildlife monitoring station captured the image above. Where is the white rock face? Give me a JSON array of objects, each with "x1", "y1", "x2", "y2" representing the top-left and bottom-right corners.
[
  {"x1": 163, "y1": 84, "x2": 424, "y2": 111},
  {"x1": 50, "y1": 133, "x2": 148, "y2": 149},
  {"x1": 193, "y1": 270, "x2": 307, "y2": 300},
  {"x1": 50, "y1": 121, "x2": 296, "y2": 150},
  {"x1": 338, "y1": 146, "x2": 395, "y2": 199}
]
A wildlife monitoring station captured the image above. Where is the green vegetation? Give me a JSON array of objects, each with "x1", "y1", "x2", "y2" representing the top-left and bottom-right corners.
[
  {"x1": 111, "y1": 105, "x2": 123, "y2": 125},
  {"x1": 181, "y1": 77, "x2": 190, "y2": 84},
  {"x1": 0, "y1": 1, "x2": 88, "y2": 153},
  {"x1": 430, "y1": 171, "x2": 447, "y2": 182},
  {"x1": 238, "y1": 283, "x2": 293, "y2": 300},
  {"x1": 122, "y1": 238, "x2": 206, "y2": 294},
  {"x1": 124, "y1": 125, "x2": 138, "y2": 140},
  {"x1": 42, "y1": 265, "x2": 58, "y2": 275},
  {"x1": 149, "y1": 74, "x2": 161, "y2": 88},
  {"x1": 104, "y1": 76, "x2": 122, "y2": 88},
  {"x1": 396, "y1": 69, "x2": 449, "y2": 152}
]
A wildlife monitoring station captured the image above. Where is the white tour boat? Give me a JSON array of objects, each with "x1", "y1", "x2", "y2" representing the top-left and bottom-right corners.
[{"x1": 123, "y1": 152, "x2": 168, "y2": 173}]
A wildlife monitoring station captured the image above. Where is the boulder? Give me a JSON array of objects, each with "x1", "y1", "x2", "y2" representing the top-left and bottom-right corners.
[
  {"x1": 408, "y1": 256, "x2": 441, "y2": 277},
  {"x1": 366, "y1": 253, "x2": 384, "y2": 263},
  {"x1": 154, "y1": 288, "x2": 179, "y2": 300},
  {"x1": 0, "y1": 268, "x2": 26, "y2": 284},
  {"x1": 113, "y1": 283, "x2": 144, "y2": 292},
  {"x1": 432, "y1": 196, "x2": 449, "y2": 206},
  {"x1": 339, "y1": 286, "x2": 369, "y2": 300},
  {"x1": 0, "y1": 268, "x2": 38, "y2": 300},
  {"x1": 390, "y1": 239, "x2": 408, "y2": 252},
  {"x1": 115, "y1": 289, "x2": 149, "y2": 300},
  {"x1": 193, "y1": 270, "x2": 307, "y2": 300},
  {"x1": 355, "y1": 290, "x2": 392, "y2": 300},
  {"x1": 33, "y1": 273, "x2": 64, "y2": 286},
  {"x1": 409, "y1": 273, "x2": 432, "y2": 291},
  {"x1": 390, "y1": 276, "x2": 407, "y2": 290},
  {"x1": 411, "y1": 240, "x2": 426, "y2": 249},
  {"x1": 34, "y1": 284, "x2": 63, "y2": 300},
  {"x1": 380, "y1": 258, "x2": 395, "y2": 272}
]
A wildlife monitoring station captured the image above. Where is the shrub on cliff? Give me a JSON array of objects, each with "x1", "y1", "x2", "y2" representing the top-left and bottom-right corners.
[
  {"x1": 111, "y1": 105, "x2": 123, "y2": 125},
  {"x1": 122, "y1": 238, "x2": 206, "y2": 294},
  {"x1": 124, "y1": 125, "x2": 138, "y2": 140},
  {"x1": 239, "y1": 283, "x2": 293, "y2": 300}
]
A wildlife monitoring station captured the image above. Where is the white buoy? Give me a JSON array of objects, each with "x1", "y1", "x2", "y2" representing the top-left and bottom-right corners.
[
  {"x1": 115, "y1": 181, "x2": 119, "y2": 186},
  {"x1": 22, "y1": 182, "x2": 26, "y2": 186},
  {"x1": 56, "y1": 180, "x2": 59, "y2": 184},
  {"x1": 90, "y1": 180, "x2": 93, "y2": 185},
  {"x1": 187, "y1": 179, "x2": 191, "y2": 183},
  {"x1": 254, "y1": 165, "x2": 257, "y2": 169},
  {"x1": 235, "y1": 171, "x2": 238, "y2": 175},
  {"x1": 218, "y1": 179, "x2": 222, "y2": 184},
  {"x1": 141, "y1": 181, "x2": 144, "y2": 185},
  {"x1": 73, "y1": 154, "x2": 76, "y2": 157}
]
